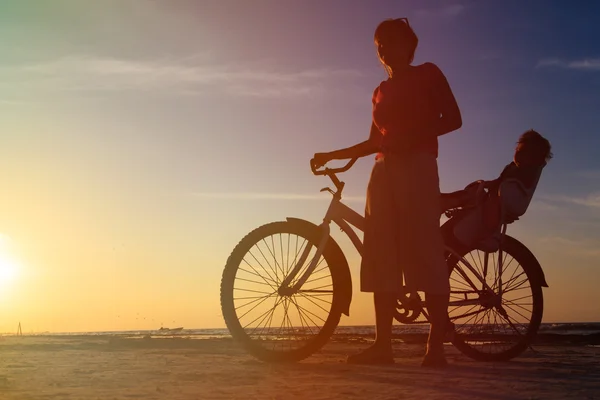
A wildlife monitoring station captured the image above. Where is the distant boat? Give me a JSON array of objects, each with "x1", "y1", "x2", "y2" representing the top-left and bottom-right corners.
[{"x1": 158, "y1": 327, "x2": 183, "y2": 332}]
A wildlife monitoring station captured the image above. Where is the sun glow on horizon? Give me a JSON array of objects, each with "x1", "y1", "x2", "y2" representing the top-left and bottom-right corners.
[{"x1": 0, "y1": 235, "x2": 20, "y2": 290}]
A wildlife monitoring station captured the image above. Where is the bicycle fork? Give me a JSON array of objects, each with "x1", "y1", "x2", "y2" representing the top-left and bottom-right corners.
[{"x1": 278, "y1": 222, "x2": 331, "y2": 295}]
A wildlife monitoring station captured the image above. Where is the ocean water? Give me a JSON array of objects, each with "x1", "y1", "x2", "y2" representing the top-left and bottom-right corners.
[{"x1": 4, "y1": 322, "x2": 600, "y2": 339}]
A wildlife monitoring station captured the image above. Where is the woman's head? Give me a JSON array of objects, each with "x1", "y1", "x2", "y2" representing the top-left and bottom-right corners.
[
  {"x1": 514, "y1": 129, "x2": 553, "y2": 167},
  {"x1": 374, "y1": 18, "x2": 418, "y2": 77}
]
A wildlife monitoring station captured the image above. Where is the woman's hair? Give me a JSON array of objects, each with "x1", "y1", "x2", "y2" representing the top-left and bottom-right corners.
[
  {"x1": 517, "y1": 129, "x2": 553, "y2": 163},
  {"x1": 374, "y1": 18, "x2": 418, "y2": 77}
]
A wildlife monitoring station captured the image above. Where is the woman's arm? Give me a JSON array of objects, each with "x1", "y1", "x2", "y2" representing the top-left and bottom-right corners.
[
  {"x1": 312, "y1": 123, "x2": 381, "y2": 167},
  {"x1": 328, "y1": 123, "x2": 381, "y2": 160},
  {"x1": 410, "y1": 64, "x2": 462, "y2": 144}
]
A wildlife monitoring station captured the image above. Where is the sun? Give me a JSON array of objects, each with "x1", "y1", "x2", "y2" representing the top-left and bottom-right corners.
[{"x1": 0, "y1": 252, "x2": 19, "y2": 288}]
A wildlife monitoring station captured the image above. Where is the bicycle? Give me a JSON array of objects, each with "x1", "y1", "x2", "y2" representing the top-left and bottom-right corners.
[{"x1": 220, "y1": 158, "x2": 548, "y2": 363}]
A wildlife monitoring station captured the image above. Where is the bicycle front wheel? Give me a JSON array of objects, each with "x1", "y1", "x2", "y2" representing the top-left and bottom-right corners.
[
  {"x1": 220, "y1": 220, "x2": 344, "y2": 362},
  {"x1": 446, "y1": 235, "x2": 544, "y2": 361}
]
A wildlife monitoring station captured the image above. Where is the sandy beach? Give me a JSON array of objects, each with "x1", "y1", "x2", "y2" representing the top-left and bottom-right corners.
[{"x1": 1, "y1": 335, "x2": 599, "y2": 400}]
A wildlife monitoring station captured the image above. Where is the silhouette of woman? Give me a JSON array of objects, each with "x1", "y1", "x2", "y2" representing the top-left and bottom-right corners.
[{"x1": 312, "y1": 18, "x2": 462, "y2": 366}]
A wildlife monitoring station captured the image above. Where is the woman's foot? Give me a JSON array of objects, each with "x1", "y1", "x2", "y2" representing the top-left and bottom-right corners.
[
  {"x1": 421, "y1": 352, "x2": 448, "y2": 368},
  {"x1": 347, "y1": 344, "x2": 394, "y2": 365}
]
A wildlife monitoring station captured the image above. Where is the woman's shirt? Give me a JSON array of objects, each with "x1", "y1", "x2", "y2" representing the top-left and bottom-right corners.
[{"x1": 372, "y1": 62, "x2": 446, "y2": 158}]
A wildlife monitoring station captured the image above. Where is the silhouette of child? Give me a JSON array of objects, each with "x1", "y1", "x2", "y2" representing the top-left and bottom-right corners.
[
  {"x1": 446, "y1": 130, "x2": 553, "y2": 240},
  {"x1": 482, "y1": 129, "x2": 552, "y2": 228}
]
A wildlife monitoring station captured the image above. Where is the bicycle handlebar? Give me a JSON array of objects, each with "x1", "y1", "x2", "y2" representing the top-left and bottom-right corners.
[
  {"x1": 310, "y1": 157, "x2": 358, "y2": 195},
  {"x1": 310, "y1": 157, "x2": 358, "y2": 176}
]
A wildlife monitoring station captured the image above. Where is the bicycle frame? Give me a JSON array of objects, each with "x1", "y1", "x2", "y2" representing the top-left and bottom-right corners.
[{"x1": 279, "y1": 186, "x2": 502, "y2": 312}]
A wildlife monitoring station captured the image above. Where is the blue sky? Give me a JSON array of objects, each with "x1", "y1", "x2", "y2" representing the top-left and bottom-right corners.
[{"x1": 0, "y1": 0, "x2": 599, "y2": 331}]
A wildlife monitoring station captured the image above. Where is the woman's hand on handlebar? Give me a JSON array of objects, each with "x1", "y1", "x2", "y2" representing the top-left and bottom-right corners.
[
  {"x1": 310, "y1": 155, "x2": 358, "y2": 176},
  {"x1": 311, "y1": 137, "x2": 379, "y2": 173},
  {"x1": 311, "y1": 152, "x2": 332, "y2": 170}
]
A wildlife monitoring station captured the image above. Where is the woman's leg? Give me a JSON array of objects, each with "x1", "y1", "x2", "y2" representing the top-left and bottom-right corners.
[
  {"x1": 347, "y1": 292, "x2": 396, "y2": 364},
  {"x1": 423, "y1": 292, "x2": 450, "y2": 366},
  {"x1": 350, "y1": 159, "x2": 398, "y2": 364},
  {"x1": 373, "y1": 291, "x2": 396, "y2": 350}
]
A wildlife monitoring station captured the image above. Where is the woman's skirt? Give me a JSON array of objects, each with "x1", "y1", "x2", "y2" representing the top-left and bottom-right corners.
[{"x1": 360, "y1": 152, "x2": 450, "y2": 295}]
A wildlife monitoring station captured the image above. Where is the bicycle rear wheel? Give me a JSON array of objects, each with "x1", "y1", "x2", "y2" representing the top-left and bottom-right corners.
[
  {"x1": 446, "y1": 235, "x2": 544, "y2": 361},
  {"x1": 220, "y1": 220, "x2": 344, "y2": 362}
]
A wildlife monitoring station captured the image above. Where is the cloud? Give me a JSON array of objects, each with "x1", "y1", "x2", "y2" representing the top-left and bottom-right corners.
[
  {"x1": 568, "y1": 59, "x2": 600, "y2": 70},
  {"x1": 568, "y1": 193, "x2": 600, "y2": 208},
  {"x1": 536, "y1": 57, "x2": 600, "y2": 71},
  {"x1": 3, "y1": 55, "x2": 364, "y2": 99},
  {"x1": 539, "y1": 193, "x2": 600, "y2": 208},
  {"x1": 530, "y1": 200, "x2": 558, "y2": 211},
  {"x1": 414, "y1": 4, "x2": 465, "y2": 19},
  {"x1": 192, "y1": 192, "x2": 366, "y2": 202},
  {"x1": 536, "y1": 58, "x2": 564, "y2": 68}
]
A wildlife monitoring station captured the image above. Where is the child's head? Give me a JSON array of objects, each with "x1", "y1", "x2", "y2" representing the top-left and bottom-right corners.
[{"x1": 514, "y1": 129, "x2": 553, "y2": 167}]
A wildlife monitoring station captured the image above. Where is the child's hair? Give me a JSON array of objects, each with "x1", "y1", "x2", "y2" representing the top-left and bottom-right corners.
[
  {"x1": 516, "y1": 129, "x2": 553, "y2": 163},
  {"x1": 374, "y1": 18, "x2": 418, "y2": 77}
]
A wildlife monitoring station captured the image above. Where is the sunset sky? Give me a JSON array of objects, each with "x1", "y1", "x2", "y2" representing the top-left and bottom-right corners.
[{"x1": 1, "y1": 0, "x2": 600, "y2": 333}]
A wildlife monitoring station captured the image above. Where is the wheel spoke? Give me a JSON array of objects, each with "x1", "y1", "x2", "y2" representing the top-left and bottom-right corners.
[
  {"x1": 450, "y1": 275, "x2": 474, "y2": 291},
  {"x1": 289, "y1": 296, "x2": 316, "y2": 336},
  {"x1": 297, "y1": 293, "x2": 332, "y2": 306},
  {"x1": 502, "y1": 270, "x2": 526, "y2": 291},
  {"x1": 235, "y1": 292, "x2": 277, "y2": 311},
  {"x1": 503, "y1": 293, "x2": 532, "y2": 303},
  {"x1": 238, "y1": 291, "x2": 278, "y2": 321},
  {"x1": 450, "y1": 304, "x2": 478, "y2": 321},
  {"x1": 290, "y1": 296, "x2": 322, "y2": 330},
  {"x1": 279, "y1": 233, "x2": 285, "y2": 284},
  {"x1": 297, "y1": 292, "x2": 331, "y2": 315},
  {"x1": 235, "y1": 276, "x2": 275, "y2": 287},
  {"x1": 237, "y1": 266, "x2": 277, "y2": 287},
  {"x1": 253, "y1": 241, "x2": 280, "y2": 284},
  {"x1": 245, "y1": 250, "x2": 279, "y2": 287},
  {"x1": 259, "y1": 296, "x2": 281, "y2": 338},
  {"x1": 264, "y1": 236, "x2": 285, "y2": 283},
  {"x1": 503, "y1": 297, "x2": 533, "y2": 312},
  {"x1": 496, "y1": 255, "x2": 518, "y2": 290},
  {"x1": 244, "y1": 296, "x2": 283, "y2": 331},
  {"x1": 504, "y1": 275, "x2": 529, "y2": 294},
  {"x1": 286, "y1": 233, "x2": 291, "y2": 276},
  {"x1": 493, "y1": 308, "x2": 527, "y2": 337},
  {"x1": 293, "y1": 300, "x2": 327, "y2": 324},
  {"x1": 501, "y1": 302, "x2": 531, "y2": 322},
  {"x1": 303, "y1": 283, "x2": 333, "y2": 291},
  {"x1": 234, "y1": 287, "x2": 273, "y2": 295},
  {"x1": 303, "y1": 273, "x2": 333, "y2": 286},
  {"x1": 234, "y1": 294, "x2": 274, "y2": 300}
]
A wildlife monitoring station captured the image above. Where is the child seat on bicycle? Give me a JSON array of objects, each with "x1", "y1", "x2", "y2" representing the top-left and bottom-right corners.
[{"x1": 447, "y1": 130, "x2": 552, "y2": 251}]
